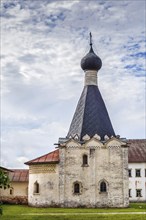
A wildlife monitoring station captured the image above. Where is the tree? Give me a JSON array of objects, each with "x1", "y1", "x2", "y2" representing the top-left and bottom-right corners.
[
  {"x1": 0, "y1": 168, "x2": 10, "y2": 215},
  {"x1": 0, "y1": 168, "x2": 10, "y2": 189}
]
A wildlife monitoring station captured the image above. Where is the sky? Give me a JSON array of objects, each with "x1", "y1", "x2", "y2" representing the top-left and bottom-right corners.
[{"x1": 1, "y1": 0, "x2": 145, "y2": 168}]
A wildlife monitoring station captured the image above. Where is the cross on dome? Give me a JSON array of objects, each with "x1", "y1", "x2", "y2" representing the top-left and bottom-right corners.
[{"x1": 81, "y1": 33, "x2": 102, "y2": 71}]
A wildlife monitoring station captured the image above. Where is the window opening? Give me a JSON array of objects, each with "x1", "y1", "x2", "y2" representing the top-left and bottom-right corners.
[
  {"x1": 100, "y1": 181, "x2": 107, "y2": 192},
  {"x1": 135, "y1": 169, "x2": 141, "y2": 177},
  {"x1": 128, "y1": 169, "x2": 132, "y2": 177},
  {"x1": 34, "y1": 181, "x2": 39, "y2": 194},
  {"x1": 83, "y1": 154, "x2": 88, "y2": 165},
  {"x1": 10, "y1": 188, "x2": 13, "y2": 195},
  {"x1": 74, "y1": 182, "x2": 80, "y2": 194},
  {"x1": 136, "y1": 189, "x2": 142, "y2": 197}
]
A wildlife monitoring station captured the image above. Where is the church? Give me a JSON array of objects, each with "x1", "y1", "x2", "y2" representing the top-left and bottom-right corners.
[{"x1": 25, "y1": 34, "x2": 129, "y2": 208}]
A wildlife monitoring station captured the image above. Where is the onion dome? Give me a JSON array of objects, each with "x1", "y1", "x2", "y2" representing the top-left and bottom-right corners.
[{"x1": 81, "y1": 33, "x2": 102, "y2": 71}]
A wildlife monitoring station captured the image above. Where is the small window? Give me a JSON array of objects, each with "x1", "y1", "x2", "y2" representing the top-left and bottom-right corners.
[
  {"x1": 128, "y1": 169, "x2": 132, "y2": 177},
  {"x1": 34, "y1": 181, "x2": 39, "y2": 194},
  {"x1": 83, "y1": 154, "x2": 88, "y2": 166},
  {"x1": 10, "y1": 188, "x2": 13, "y2": 195},
  {"x1": 129, "y1": 189, "x2": 132, "y2": 197},
  {"x1": 100, "y1": 181, "x2": 107, "y2": 193},
  {"x1": 74, "y1": 183, "x2": 80, "y2": 193},
  {"x1": 73, "y1": 182, "x2": 82, "y2": 194},
  {"x1": 136, "y1": 189, "x2": 142, "y2": 197},
  {"x1": 135, "y1": 169, "x2": 141, "y2": 177},
  {"x1": 145, "y1": 169, "x2": 146, "y2": 177}
]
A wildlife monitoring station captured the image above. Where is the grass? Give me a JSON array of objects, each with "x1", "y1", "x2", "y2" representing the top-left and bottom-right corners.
[{"x1": 0, "y1": 203, "x2": 146, "y2": 220}]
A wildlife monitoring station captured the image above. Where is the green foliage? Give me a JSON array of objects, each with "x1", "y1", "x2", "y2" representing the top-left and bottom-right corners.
[
  {"x1": 0, "y1": 207, "x2": 2, "y2": 215},
  {"x1": 0, "y1": 169, "x2": 10, "y2": 189}
]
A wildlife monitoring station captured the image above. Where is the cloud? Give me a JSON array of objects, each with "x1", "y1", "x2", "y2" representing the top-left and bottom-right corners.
[{"x1": 1, "y1": 0, "x2": 145, "y2": 168}]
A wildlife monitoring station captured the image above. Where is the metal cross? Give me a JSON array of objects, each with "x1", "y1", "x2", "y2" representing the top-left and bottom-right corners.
[{"x1": 90, "y1": 32, "x2": 92, "y2": 46}]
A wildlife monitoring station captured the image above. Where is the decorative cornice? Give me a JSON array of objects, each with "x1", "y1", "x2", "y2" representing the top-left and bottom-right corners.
[{"x1": 29, "y1": 164, "x2": 57, "y2": 174}]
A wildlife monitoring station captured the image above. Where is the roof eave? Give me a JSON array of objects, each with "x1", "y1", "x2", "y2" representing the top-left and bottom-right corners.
[{"x1": 25, "y1": 161, "x2": 59, "y2": 165}]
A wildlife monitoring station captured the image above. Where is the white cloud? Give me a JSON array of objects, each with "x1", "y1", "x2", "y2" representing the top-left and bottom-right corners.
[{"x1": 1, "y1": 0, "x2": 145, "y2": 168}]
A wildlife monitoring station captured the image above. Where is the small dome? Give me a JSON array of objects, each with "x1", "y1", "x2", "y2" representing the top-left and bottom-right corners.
[{"x1": 81, "y1": 46, "x2": 102, "y2": 71}]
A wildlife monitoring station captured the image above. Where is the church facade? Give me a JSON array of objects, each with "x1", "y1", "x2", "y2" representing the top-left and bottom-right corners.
[{"x1": 25, "y1": 36, "x2": 129, "y2": 207}]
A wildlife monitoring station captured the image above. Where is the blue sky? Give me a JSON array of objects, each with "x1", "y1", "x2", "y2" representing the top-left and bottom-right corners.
[{"x1": 1, "y1": 0, "x2": 145, "y2": 168}]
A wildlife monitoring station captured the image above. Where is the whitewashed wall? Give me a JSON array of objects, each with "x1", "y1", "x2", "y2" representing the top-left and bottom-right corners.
[
  {"x1": 129, "y1": 163, "x2": 146, "y2": 202},
  {"x1": 28, "y1": 164, "x2": 59, "y2": 207}
]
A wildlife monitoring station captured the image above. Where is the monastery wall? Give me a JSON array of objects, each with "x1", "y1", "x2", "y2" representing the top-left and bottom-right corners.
[{"x1": 0, "y1": 182, "x2": 28, "y2": 204}]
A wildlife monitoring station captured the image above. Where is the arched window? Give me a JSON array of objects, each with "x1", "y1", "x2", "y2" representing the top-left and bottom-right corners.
[
  {"x1": 10, "y1": 187, "x2": 14, "y2": 195},
  {"x1": 74, "y1": 182, "x2": 80, "y2": 194},
  {"x1": 100, "y1": 181, "x2": 107, "y2": 192},
  {"x1": 83, "y1": 154, "x2": 88, "y2": 165},
  {"x1": 34, "y1": 181, "x2": 39, "y2": 194},
  {"x1": 73, "y1": 181, "x2": 83, "y2": 194}
]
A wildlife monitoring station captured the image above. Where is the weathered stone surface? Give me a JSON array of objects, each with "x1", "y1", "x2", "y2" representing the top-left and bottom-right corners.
[
  {"x1": 28, "y1": 164, "x2": 59, "y2": 207},
  {"x1": 27, "y1": 137, "x2": 129, "y2": 207}
]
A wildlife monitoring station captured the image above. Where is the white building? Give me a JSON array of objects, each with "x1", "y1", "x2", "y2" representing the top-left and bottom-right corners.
[
  {"x1": 25, "y1": 35, "x2": 130, "y2": 208},
  {"x1": 128, "y1": 139, "x2": 146, "y2": 202},
  {"x1": 1, "y1": 35, "x2": 145, "y2": 207},
  {"x1": 1, "y1": 139, "x2": 146, "y2": 205}
]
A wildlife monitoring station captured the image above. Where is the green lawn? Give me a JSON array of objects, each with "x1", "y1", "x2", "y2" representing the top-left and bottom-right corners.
[{"x1": 0, "y1": 203, "x2": 146, "y2": 220}]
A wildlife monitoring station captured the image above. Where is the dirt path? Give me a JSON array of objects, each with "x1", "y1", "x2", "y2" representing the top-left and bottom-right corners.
[{"x1": 21, "y1": 212, "x2": 146, "y2": 215}]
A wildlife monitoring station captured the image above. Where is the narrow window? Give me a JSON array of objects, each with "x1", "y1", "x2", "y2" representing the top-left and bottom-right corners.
[
  {"x1": 74, "y1": 182, "x2": 80, "y2": 194},
  {"x1": 100, "y1": 181, "x2": 107, "y2": 192},
  {"x1": 135, "y1": 169, "x2": 141, "y2": 177},
  {"x1": 128, "y1": 169, "x2": 132, "y2": 177},
  {"x1": 10, "y1": 188, "x2": 13, "y2": 195},
  {"x1": 129, "y1": 189, "x2": 132, "y2": 197},
  {"x1": 145, "y1": 169, "x2": 146, "y2": 177},
  {"x1": 34, "y1": 181, "x2": 39, "y2": 194},
  {"x1": 26, "y1": 187, "x2": 28, "y2": 195},
  {"x1": 136, "y1": 189, "x2": 142, "y2": 197},
  {"x1": 83, "y1": 154, "x2": 88, "y2": 166}
]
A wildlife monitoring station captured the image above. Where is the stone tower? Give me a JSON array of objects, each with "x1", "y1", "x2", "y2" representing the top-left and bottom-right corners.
[
  {"x1": 58, "y1": 33, "x2": 129, "y2": 207},
  {"x1": 67, "y1": 33, "x2": 115, "y2": 140}
]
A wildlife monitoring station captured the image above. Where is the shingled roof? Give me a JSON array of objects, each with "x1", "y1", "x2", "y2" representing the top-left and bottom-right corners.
[
  {"x1": 25, "y1": 149, "x2": 59, "y2": 165},
  {"x1": 9, "y1": 169, "x2": 29, "y2": 182},
  {"x1": 67, "y1": 85, "x2": 115, "y2": 140},
  {"x1": 128, "y1": 139, "x2": 146, "y2": 162}
]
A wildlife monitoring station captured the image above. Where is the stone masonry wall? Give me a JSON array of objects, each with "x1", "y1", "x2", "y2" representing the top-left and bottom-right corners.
[{"x1": 59, "y1": 137, "x2": 129, "y2": 207}]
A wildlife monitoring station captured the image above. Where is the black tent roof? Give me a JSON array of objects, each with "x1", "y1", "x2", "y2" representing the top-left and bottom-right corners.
[{"x1": 67, "y1": 85, "x2": 115, "y2": 141}]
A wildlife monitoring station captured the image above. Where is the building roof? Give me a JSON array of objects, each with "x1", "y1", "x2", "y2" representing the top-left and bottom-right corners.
[
  {"x1": 9, "y1": 169, "x2": 29, "y2": 182},
  {"x1": 24, "y1": 139, "x2": 146, "y2": 166},
  {"x1": 128, "y1": 139, "x2": 146, "y2": 163},
  {"x1": 67, "y1": 85, "x2": 115, "y2": 140},
  {"x1": 25, "y1": 149, "x2": 59, "y2": 165},
  {"x1": 0, "y1": 166, "x2": 13, "y2": 172}
]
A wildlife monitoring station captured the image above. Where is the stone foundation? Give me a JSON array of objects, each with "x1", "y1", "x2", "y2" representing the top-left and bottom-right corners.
[{"x1": 0, "y1": 196, "x2": 28, "y2": 204}]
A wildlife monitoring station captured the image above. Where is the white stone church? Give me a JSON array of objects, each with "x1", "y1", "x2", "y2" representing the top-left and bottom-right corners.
[{"x1": 25, "y1": 35, "x2": 132, "y2": 208}]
